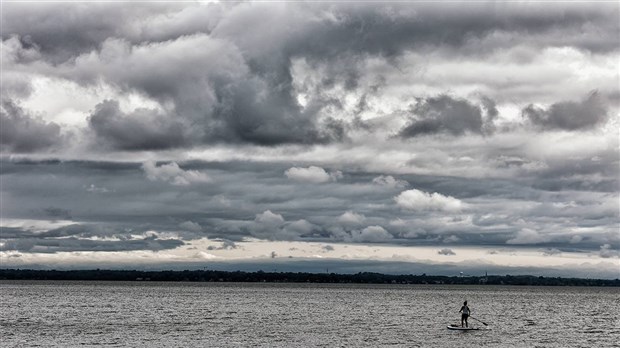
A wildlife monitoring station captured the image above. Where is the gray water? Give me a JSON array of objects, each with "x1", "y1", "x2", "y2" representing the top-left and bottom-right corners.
[{"x1": 1, "y1": 281, "x2": 618, "y2": 347}]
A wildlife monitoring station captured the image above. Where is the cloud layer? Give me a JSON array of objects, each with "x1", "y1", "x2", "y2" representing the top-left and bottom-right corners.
[{"x1": 3, "y1": 2, "x2": 618, "y2": 152}]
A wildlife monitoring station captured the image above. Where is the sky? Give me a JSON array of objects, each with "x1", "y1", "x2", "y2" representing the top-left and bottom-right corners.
[{"x1": 1, "y1": 1, "x2": 619, "y2": 279}]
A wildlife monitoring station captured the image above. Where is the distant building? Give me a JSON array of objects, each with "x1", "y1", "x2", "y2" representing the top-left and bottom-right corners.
[{"x1": 479, "y1": 271, "x2": 488, "y2": 284}]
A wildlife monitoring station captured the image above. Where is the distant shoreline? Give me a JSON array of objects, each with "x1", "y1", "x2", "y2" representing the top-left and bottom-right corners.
[{"x1": 1, "y1": 269, "x2": 618, "y2": 286}]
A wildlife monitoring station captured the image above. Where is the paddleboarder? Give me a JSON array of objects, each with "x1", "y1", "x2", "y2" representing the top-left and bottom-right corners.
[{"x1": 459, "y1": 301, "x2": 470, "y2": 327}]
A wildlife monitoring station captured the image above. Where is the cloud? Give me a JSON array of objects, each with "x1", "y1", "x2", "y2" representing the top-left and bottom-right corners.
[
  {"x1": 8, "y1": 3, "x2": 617, "y2": 152},
  {"x1": 542, "y1": 248, "x2": 562, "y2": 256},
  {"x1": 1, "y1": 2, "x2": 617, "y2": 158},
  {"x1": 142, "y1": 161, "x2": 211, "y2": 186},
  {"x1": 255, "y1": 210, "x2": 286, "y2": 227},
  {"x1": 43, "y1": 207, "x2": 72, "y2": 220},
  {"x1": 285, "y1": 166, "x2": 340, "y2": 183},
  {"x1": 5, "y1": 3, "x2": 618, "y2": 65},
  {"x1": 395, "y1": 189, "x2": 463, "y2": 212},
  {"x1": 2, "y1": 35, "x2": 42, "y2": 69},
  {"x1": 1, "y1": 3, "x2": 185, "y2": 63},
  {"x1": 322, "y1": 244, "x2": 335, "y2": 252},
  {"x1": 443, "y1": 235, "x2": 460, "y2": 243},
  {"x1": 523, "y1": 92, "x2": 608, "y2": 131},
  {"x1": 220, "y1": 239, "x2": 238, "y2": 250},
  {"x1": 251, "y1": 210, "x2": 302, "y2": 240},
  {"x1": 506, "y1": 228, "x2": 549, "y2": 245},
  {"x1": 88, "y1": 100, "x2": 189, "y2": 150},
  {"x1": 372, "y1": 175, "x2": 408, "y2": 189},
  {"x1": 284, "y1": 219, "x2": 315, "y2": 236},
  {"x1": 400, "y1": 95, "x2": 492, "y2": 137},
  {"x1": 60, "y1": 33, "x2": 343, "y2": 147},
  {"x1": 329, "y1": 170, "x2": 344, "y2": 181},
  {"x1": 193, "y1": 251, "x2": 218, "y2": 259},
  {"x1": 1, "y1": 98, "x2": 62, "y2": 153},
  {"x1": 207, "y1": 239, "x2": 237, "y2": 250},
  {"x1": 249, "y1": 211, "x2": 315, "y2": 240},
  {"x1": 598, "y1": 244, "x2": 619, "y2": 258},
  {"x1": 338, "y1": 211, "x2": 366, "y2": 226},
  {"x1": 0, "y1": 232, "x2": 184, "y2": 253},
  {"x1": 179, "y1": 221, "x2": 202, "y2": 233},
  {"x1": 437, "y1": 248, "x2": 456, "y2": 256},
  {"x1": 86, "y1": 184, "x2": 110, "y2": 193},
  {"x1": 3, "y1": 158, "x2": 618, "y2": 252},
  {"x1": 350, "y1": 226, "x2": 393, "y2": 243}
]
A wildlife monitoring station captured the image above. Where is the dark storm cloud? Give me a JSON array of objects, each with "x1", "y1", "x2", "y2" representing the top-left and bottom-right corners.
[
  {"x1": 480, "y1": 96, "x2": 499, "y2": 134},
  {"x1": 0, "y1": 98, "x2": 62, "y2": 152},
  {"x1": 52, "y1": 34, "x2": 343, "y2": 147},
  {"x1": 5, "y1": 224, "x2": 138, "y2": 240},
  {"x1": 0, "y1": 224, "x2": 185, "y2": 253},
  {"x1": 4, "y1": 2, "x2": 618, "y2": 62},
  {"x1": 43, "y1": 207, "x2": 72, "y2": 220},
  {"x1": 1, "y1": 3, "x2": 187, "y2": 64},
  {"x1": 269, "y1": 2, "x2": 619, "y2": 61},
  {"x1": 0, "y1": 236, "x2": 184, "y2": 253},
  {"x1": 3, "y1": 2, "x2": 618, "y2": 149},
  {"x1": 523, "y1": 92, "x2": 609, "y2": 131},
  {"x1": 400, "y1": 95, "x2": 492, "y2": 137},
  {"x1": 89, "y1": 100, "x2": 189, "y2": 150},
  {"x1": 1, "y1": 37, "x2": 37, "y2": 99},
  {"x1": 209, "y1": 77, "x2": 344, "y2": 145}
]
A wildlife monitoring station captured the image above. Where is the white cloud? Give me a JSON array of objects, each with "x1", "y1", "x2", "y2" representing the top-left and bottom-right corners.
[
  {"x1": 252, "y1": 210, "x2": 303, "y2": 240},
  {"x1": 338, "y1": 211, "x2": 366, "y2": 225},
  {"x1": 350, "y1": 226, "x2": 393, "y2": 243},
  {"x1": 285, "y1": 166, "x2": 340, "y2": 183},
  {"x1": 142, "y1": 161, "x2": 211, "y2": 186},
  {"x1": 395, "y1": 189, "x2": 463, "y2": 212},
  {"x1": 506, "y1": 228, "x2": 549, "y2": 244},
  {"x1": 254, "y1": 210, "x2": 285, "y2": 227},
  {"x1": 372, "y1": 175, "x2": 408, "y2": 189},
  {"x1": 284, "y1": 219, "x2": 315, "y2": 235},
  {"x1": 193, "y1": 251, "x2": 217, "y2": 259}
]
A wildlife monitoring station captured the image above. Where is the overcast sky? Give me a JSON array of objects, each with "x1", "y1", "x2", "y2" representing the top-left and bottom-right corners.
[{"x1": 1, "y1": 1, "x2": 619, "y2": 278}]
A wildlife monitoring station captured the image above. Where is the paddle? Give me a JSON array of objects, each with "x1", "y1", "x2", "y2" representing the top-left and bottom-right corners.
[{"x1": 469, "y1": 316, "x2": 488, "y2": 326}]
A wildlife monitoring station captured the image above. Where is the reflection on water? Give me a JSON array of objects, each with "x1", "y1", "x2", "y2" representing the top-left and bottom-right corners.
[{"x1": 1, "y1": 281, "x2": 618, "y2": 347}]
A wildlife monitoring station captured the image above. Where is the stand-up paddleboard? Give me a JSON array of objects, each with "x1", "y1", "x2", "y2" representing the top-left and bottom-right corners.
[{"x1": 447, "y1": 324, "x2": 479, "y2": 331}]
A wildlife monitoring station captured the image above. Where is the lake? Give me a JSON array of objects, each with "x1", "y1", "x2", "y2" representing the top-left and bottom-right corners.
[{"x1": 1, "y1": 281, "x2": 618, "y2": 347}]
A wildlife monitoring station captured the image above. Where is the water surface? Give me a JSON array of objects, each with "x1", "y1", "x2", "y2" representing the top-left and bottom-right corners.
[{"x1": 1, "y1": 281, "x2": 618, "y2": 347}]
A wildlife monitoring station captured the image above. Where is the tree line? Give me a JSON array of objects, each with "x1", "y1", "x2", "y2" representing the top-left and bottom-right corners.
[{"x1": 1, "y1": 269, "x2": 618, "y2": 286}]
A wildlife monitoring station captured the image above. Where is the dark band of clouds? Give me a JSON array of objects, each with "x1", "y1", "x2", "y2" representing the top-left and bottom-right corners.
[
  {"x1": 523, "y1": 92, "x2": 608, "y2": 131},
  {"x1": 1, "y1": 98, "x2": 63, "y2": 153}
]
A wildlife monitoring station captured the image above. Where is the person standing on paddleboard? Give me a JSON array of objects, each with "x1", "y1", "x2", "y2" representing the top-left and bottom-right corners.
[{"x1": 459, "y1": 301, "x2": 470, "y2": 327}]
